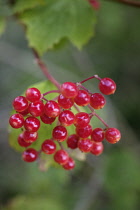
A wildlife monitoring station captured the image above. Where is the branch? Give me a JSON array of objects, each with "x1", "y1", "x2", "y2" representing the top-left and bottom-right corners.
[
  {"x1": 32, "y1": 49, "x2": 61, "y2": 89},
  {"x1": 105, "y1": 0, "x2": 140, "y2": 8}
]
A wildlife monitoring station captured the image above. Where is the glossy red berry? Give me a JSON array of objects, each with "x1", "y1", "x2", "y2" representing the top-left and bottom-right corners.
[
  {"x1": 63, "y1": 157, "x2": 75, "y2": 170},
  {"x1": 76, "y1": 124, "x2": 92, "y2": 138},
  {"x1": 74, "y1": 112, "x2": 90, "y2": 128},
  {"x1": 78, "y1": 138, "x2": 93, "y2": 153},
  {"x1": 24, "y1": 116, "x2": 40, "y2": 132},
  {"x1": 40, "y1": 113, "x2": 56, "y2": 124},
  {"x1": 99, "y1": 78, "x2": 116, "y2": 95},
  {"x1": 90, "y1": 142, "x2": 103, "y2": 155},
  {"x1": 58, "y1": 94, "x2": 74, "y2": 109},
  {"x1": 28, "y1": 101, "x2": 44, "y2": 117},
  {"x1": 52, "y1": 126, "x2": 67, "y2": 142},
  {"x1": 18, "y1": 133, "x2": 32, "y2": 147},
  {"x1": 23, "y1": 131, "x2": 38, "y2": 143},
  {"x1": 61, "y1": 82, "x2": 78, "y2": 98},
  {"x1": 59, "y1": 110, "x2": 75, "y2": 126},
  {"x1": 44, "y1": 100, "x2": 60, "y2": 118},
  {"x1": 54, "y1": 150, "x2": 69, "y2": 165},
  {"x1": 74, "y1": 90, "x2": 90, "y2": 106},
  {"x1": 105, "y1": 128, "x2": 121, "y2": 144},
  {"x1": 42, "y1": 139, "x2": 56, "y2": 154},
  {"x1": 67, "y1": 134, "x2": 79, "y2": 149},
  {"x1": 22, "y1": 148, "x2": 38, "y2": 162},
  {"x1": 91, "y1": 128, "x2": 105, "y2": 142},
  {"x1": 9, "y1": 113, "x2": 24, "y2": 129},
  {"x1": 13, "y1": 96, "x2": 28, "y2": 112},
  {"x1": 90, "y1": 93, "x2": 106, "y2": 109},
  {"x1": 25, "y1": 87, "x2": 42, "y2": 102}
]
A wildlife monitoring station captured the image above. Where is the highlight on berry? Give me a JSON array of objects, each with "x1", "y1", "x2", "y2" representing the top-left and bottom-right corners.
[{"x1": 9, "y1": 76, "x2": 121, "y2": 171}]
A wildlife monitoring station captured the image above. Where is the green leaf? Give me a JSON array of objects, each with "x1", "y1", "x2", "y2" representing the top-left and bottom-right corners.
[
  {"x1": 0, "y1": 17, "x2": 6, "y2": 35},
  {"x1": 13, "y1": 0, "x2": 45, "y2": 13},
  {"x1": 19, "y1": 0, "x2": 96, "y2": 55}
]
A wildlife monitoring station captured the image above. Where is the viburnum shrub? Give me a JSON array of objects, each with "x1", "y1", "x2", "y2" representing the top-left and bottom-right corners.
[
  {"x1": 9, "y1": 73, "x2": 121, "y2": 170},
  {"x1": 3, "y1": 0, "x2": 135, "y2": 171}
]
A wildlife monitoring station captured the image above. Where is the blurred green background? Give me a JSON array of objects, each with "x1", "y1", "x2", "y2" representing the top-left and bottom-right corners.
[{"x1": 0, "y1": 1, "x2": 140, "y2": 210}]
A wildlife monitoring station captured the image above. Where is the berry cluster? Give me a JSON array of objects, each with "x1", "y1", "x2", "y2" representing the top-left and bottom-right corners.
[{"x1": 9, "y1": 76, "x2": 121, "y2": 170}]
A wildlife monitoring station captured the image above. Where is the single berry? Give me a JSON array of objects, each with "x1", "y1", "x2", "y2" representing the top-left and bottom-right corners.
[
  {"x1": 89, "y1": 0, "x2": 100, "y2": 10},
  {"x1": 91, "y1": 128, "x2": 105, "y2": 142},
  {"x1": 99, "y1": 78, "x2": 116, "y2": 95},
  {"x1": 9, "y1": 113, "x2": 24, "y2": 129},
  {"x1": 90, "y1": 93, "x2": 106, "y2": 109},
  {"x1": 44, "y1": 100, "x2": 60, "y2": 118},
  {"x1": 42, "y1": 139, "x2": 56, "y2": 154},
  {"x1": 74, "y1": 112, "x2": 90, "y2": 128},
  {"x1": 61, "y1": 82, "x2": 78, "y2": 98},
  {"x1": 40, "y1": 113, "x2": 56, "y2": 124},
  {"x1": 63, "y1": 157, "x2": 75, "y2": 170},
  {"x1": 54, "y1": 150, "x2": 69, "y2": 165},
  {"x1": 25, "y1": 87, "x2": 42, "y2": 102},
  {"x1": 13, "y1": 96, "x2": 28, "y2": 112},
  {"x1": 58, "y1": 94, "x2": 74, "y2": 109},
  {"x1": 59, "y1": 110, "x2": 75, "y2": 126},
  {"x1": 90, "y1": 142, "x2": 103, "y2": 155},
  {"x1": 67, "y1": 134, "x2": 79, "y2": 149},
  {"x1": 24, "y1": 116, "x2": 40, "y2": 132},
  {"x1": 18, "y1": 107, "x2": 29, "y2": 116},
  {"x1": 28, "y1": 101, "x2": 44, "y2": 117},
  {"x1": 18, "y1": 133, "x2": 32, "y2": 147},
  {"x1": 52, "y1": 126, "x2": 67, "y2": 142},
  {"x1": 76, "y1": 124, "x2": 92, "y2": 138},
  {"x1": 78, "y1": 138, "x2": 93, "y2": 153},
  {"x1": 105, "y1": 128, "x2": 121, "y2": 144},
  {"x1": 22, "y1": 148, "x2": 38, "y2": 162},
  {"x1": 23, "y1": 131, "x2": 38, "y2": 143},
  {"x1": 74, "y1": 90, "x2": 90, "y2": 106}
]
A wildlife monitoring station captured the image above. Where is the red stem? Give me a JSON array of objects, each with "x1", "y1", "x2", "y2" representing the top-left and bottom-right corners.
[
  {"x1": 32, "y1": 49, "x2": 61, "y2": 89},
  {"x1": 106, "y1": 0, "x2": 140, "y2": 7},
  {"x1": 80, "y1": 75, "x2": 101, "y2": 84},
  {"x1": 43, "y1": 90, "x2": 60, "y2": 96}
]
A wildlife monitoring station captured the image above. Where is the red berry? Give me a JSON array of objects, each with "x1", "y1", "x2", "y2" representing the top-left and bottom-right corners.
[
  {"x1": 74, "y1": 90, "x2": 90, "y2": 106},
  {"x1": 28, "y1": 101, "x2": 44, "y2": 117},
  {"x1": 18, "y1": 133, "x2": 32, "y2": 147},
  {"x1": 23, "y1": 131, "x2": 38, "y2": 143},
  {"x1": 90, "y1": 142, "x2": 103, "y2": 155},
  {"x1": 91, "y1": 128, "x2": 105, "y2": 142},
  {"x1": 99, "y1": 78, "x2": 116, "y2": 95},
  {"x1": 25, "y1": 87, "x2": 42, "y2": 102},
  {"x1": 13, "y1": 96, "x2": 28, "y2": 112},
  {"x1": 59, "y1": 110, "x2": 75, "y2": 126},
  {"x1": 61, "y1": 82, "x2": 78, "y2": 98},
  {"x1": 74, "y1": 112, "x2": 90, "y2": 128},
  {"x1": 58, "y1": 94, "x2": 74, "y2": 109},
  {"x1": 9, "y1": 113, "x2": 24, "y2": 129},
  {"x1": 18, "y1": 107, "x2": 29, "y2": 116},
  {"x1": 52, "y1": 126, "x2": 67, "y2": 142},
  {"x1": 22, "y1": 148, "x2": 38, "y2": 162},
  {"x1": 24, "y1": 116, "x2": 40, "y2": 132},
  {"x1": 44, "y1": 100, "x2": 60, "y2": 118},
  {"x1": 42, "y1": 139, "x2": 56, "y2": 154},
  {"x1": 105, "y1": 128, "x2": 121, "y2": 144},
  {"x1": 78, "y1": 138, "x2": 93, "y2": 153},
  {"x1": 40, "y1": 113, "x2": 56, "y2": 124},
  {"x1": 67, "y1": 134, "x2": 79, "y2": 149},
  {"x1": 90, "y1": 93, "x2": 106, "y2": 109},
  {"x1": 89, "y1": 0, "x2": 100, "y2": 10},
  {"x1": 76, "y1": 124, "x2": 92, "y2": 138},
  {"x1": 54, "y1": 150, "x2": 69, "y2": 165},
  {"x1": 63, "y1": 157, "x2": 75, "y2": 170}
]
